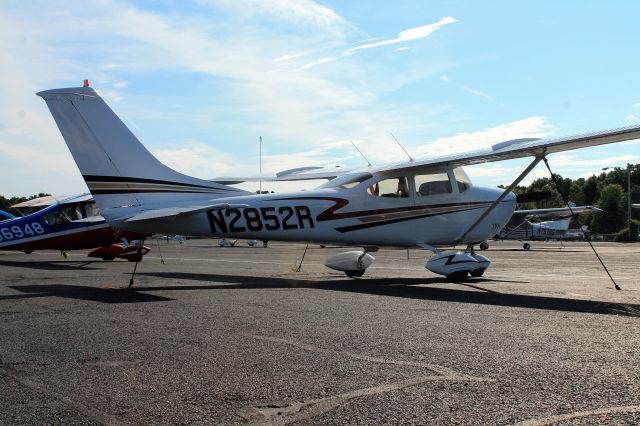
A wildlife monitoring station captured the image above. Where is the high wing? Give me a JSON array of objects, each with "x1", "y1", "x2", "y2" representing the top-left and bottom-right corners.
[
  {"x1": 11, "y1": 193, "x2": 92, "y2": 208},
  {"x1": 513, "y1": 205, "x2": 602, "y2": 218},
  {"x1": 211, "y1": 166, "x2": 352, "y2": 184},
  {"x1": 379, "y1": 125, "x2": 640, "y2": 173},
  {"x1": 212, "y1": 125, "x2": 640, "y2": 184}
]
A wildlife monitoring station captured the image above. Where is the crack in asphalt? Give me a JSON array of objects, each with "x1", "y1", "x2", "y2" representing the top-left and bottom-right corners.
[{"x1": 240, "y1": 334, "x2": 492, "y2": 424}]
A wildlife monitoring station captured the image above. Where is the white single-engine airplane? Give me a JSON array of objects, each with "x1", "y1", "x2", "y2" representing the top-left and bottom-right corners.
[
  {"x1": 480, "y1": 203, "x2": 602, "y2": 250},
  {"x1": 37, "y1": 83, "x2": 640, "y2": 281}
]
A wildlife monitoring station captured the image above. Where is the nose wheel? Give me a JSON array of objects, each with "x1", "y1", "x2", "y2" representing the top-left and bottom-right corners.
[
  {"x1": 345, "y1": 269, "x2": 365, "y2": 278},
  {"x1": 446, "y1": 270, "x2": 469, "y2": 282}
]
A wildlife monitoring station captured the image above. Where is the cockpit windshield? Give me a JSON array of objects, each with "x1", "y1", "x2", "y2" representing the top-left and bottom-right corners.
[
  {"x1": 453, "y1": 167, "x2": 472, "y2": 192},
  {"x1": 317, "y1": 172, "x2": 373, "y2": 190}
]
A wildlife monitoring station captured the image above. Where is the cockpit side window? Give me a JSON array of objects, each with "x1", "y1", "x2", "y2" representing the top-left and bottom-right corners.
[
  {"x1": 453, "y1": 167, "x2": 471, "y2": 193},
  {"x1": 415, "y1": 172, "x2": 452, "y2": 196},
  {"x1": 367, "y1": 177, "x2": 410, "y2": 198},
  {"x1": 83, "y1": 202, "x2": 100, "y2": 218},
  {"x1": 43, "y1": 209, "x2": 72, "y2": 226}
]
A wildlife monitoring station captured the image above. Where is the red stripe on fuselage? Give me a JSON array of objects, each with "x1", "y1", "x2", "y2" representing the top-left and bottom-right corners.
[{"x1": 1, "y1": 227, "x2": 147, "y2": 251}]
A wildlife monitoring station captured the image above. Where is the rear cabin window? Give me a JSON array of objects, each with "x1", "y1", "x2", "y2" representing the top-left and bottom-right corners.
[
  {"x1": 415, "y1": 172, "x2": 452, "y2": 196},
  {"x1": 367, "y1": 177, "x2": 410, "y2": 198}
]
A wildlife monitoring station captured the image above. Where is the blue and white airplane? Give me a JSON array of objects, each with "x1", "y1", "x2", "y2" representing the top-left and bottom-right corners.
[
  {"x1": 37, "y1": 82, "x2": 640, "y2": 281},
  {"x1": 0, "y1": 194, "x2": 149, "y2": 261}
]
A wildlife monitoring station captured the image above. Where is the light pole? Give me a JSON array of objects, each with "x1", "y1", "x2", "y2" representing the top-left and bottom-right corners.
[
  {"x1": 259, "y1": 136, "x2": 262, "y2": 194},
  {"x1": 602, "y1": 164, "x2": 632, "y2": 241}
]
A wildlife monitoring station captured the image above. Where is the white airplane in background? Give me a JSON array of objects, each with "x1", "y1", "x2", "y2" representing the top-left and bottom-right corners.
[
  {"x1": 479, "y1": 203, "x2": 602, "y2": 250},
  {"x1": 37, "y1": 83, "x2": 640, "y2": 282}
]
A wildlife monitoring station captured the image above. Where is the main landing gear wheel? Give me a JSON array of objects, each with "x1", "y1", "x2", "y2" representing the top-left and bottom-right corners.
[
  {"x1": 345, "y1": 269, "x2": 365, "y2": 278},
  {"x1": 479, "y1": 242, "x2": 489, "y2": 251},
  {"x1": 523, "y1": 243, "x2": 531, "y2": 250},
  {"x1": 446, "y1": 270, "x2": 468, "y2": 282},
  {"x1": 470, "y1": 268, "x2": 486, "y2": 277}
]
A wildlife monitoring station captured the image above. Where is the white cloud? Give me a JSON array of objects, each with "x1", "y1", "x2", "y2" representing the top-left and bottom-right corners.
[
  {"x1": 546, "y1": 154, "x2": 640, "y2": 167},
  {"x1": 0, "y1": 2, "x2": 459, "y2": 196},
  {"x1": 396, "y1": 47, "x2": 409, "y2": 52},
  {"x1": 297, "y1": 17, "x2": 456, "y2": 70},
  {"x1": 198, "y1": 0, "x2": 352, "y2": 37},
  {"x1": 413, "y1": 117, "x2": 555, "y2": 158},
  {"x1": 274, "y1": 52, "x2": 306, "y2": 62},
  {"x1": 297, "y1": 56, "x2": 338, "y2": 71},
  {"x1": 625, "y1": 114, "x2": 639, "y2": 122},
  {"x1": 348, "y1": 17, "x2": 457, "y2": 52},
  {"x1": 463, "y1": 87, "x2": 492, "y2": 102},
  {"x1": 633, "y1": 102, "x2": 640, "y2": 108},
  {"x1": 152, "y1": 143, "x2": 234, "y2": 178}
]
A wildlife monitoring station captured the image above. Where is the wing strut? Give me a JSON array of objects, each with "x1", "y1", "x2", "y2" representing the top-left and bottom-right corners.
[
  {"x1": 541, "y1": 157, "x2": 622, "y2": 291},
  {"x1": 455, "y1": 156, "x2": 543, "y2": 244}
]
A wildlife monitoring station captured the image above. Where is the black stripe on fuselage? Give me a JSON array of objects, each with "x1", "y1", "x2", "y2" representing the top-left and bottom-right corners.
[{"x1": 83, "y1": 175, "x2": 240, "y2": 191}]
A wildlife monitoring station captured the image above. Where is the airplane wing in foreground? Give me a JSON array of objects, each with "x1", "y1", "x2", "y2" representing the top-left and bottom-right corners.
[
  {"x1": 379, "y1": 125, "x2": 640, "y2": 173},
  {"x1": 513, "y1": 205, "x2": 602, "y2": 218}
]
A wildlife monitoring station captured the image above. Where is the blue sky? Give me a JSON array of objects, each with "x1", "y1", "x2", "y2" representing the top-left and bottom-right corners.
[{"x1": 1, "y1": 0, "x2": 639, "y2": 196}]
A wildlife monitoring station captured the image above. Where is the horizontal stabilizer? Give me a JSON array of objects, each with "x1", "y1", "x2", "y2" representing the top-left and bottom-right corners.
[{"x1": 125, "y1": 203, "x2": 249, "y2": 223}]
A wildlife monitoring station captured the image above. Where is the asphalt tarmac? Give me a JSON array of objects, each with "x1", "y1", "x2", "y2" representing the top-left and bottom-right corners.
[{"x1": 1, "y1": 239, "x2": 639, "y2": 425}]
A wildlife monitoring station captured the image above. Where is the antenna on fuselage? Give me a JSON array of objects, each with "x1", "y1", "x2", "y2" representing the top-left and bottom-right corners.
[
  {"x1": 390, "y1": 133, "x2": 414, "y2": 162},
  {"x1": 350, "y1": 141, "x2": 372, "y2": 167}
]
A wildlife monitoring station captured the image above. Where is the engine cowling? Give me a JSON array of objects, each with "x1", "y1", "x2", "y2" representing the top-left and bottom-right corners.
[{"x1": 324, "y1": 250, "x2": 375, "y2": 272}]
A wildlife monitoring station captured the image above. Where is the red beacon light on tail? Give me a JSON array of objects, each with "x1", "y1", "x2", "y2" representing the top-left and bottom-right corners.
[{"x1": 83, "y1": 79, "x2": 90, "y2": 87}]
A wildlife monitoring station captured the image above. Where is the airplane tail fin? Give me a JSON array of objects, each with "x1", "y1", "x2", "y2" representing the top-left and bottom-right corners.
[{"x1": 37, "y1": 85, "x2": 245, "y2": 215}]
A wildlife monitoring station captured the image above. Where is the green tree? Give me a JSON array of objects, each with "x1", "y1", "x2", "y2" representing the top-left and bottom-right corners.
[
  {"x1": 582, "y1": 176, "x2": 598, "y2": 205},
  {"x1": 590, "y1": 184, "x2": 626, "y2": 234}
]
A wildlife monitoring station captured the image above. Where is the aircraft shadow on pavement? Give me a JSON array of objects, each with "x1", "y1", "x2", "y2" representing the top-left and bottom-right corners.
[
  {"x1": 485, "y1": 249, "x2": 585, "y2": 253},
  {"x1": 6, "y1": 284, "x2": 173, "y2": 304},
  {"x1": 137, "y1": 271, "x2": 640, "y2": 317},
  {"x1": 0, "y1": 259, "x2": 102, "y2": 271}
]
